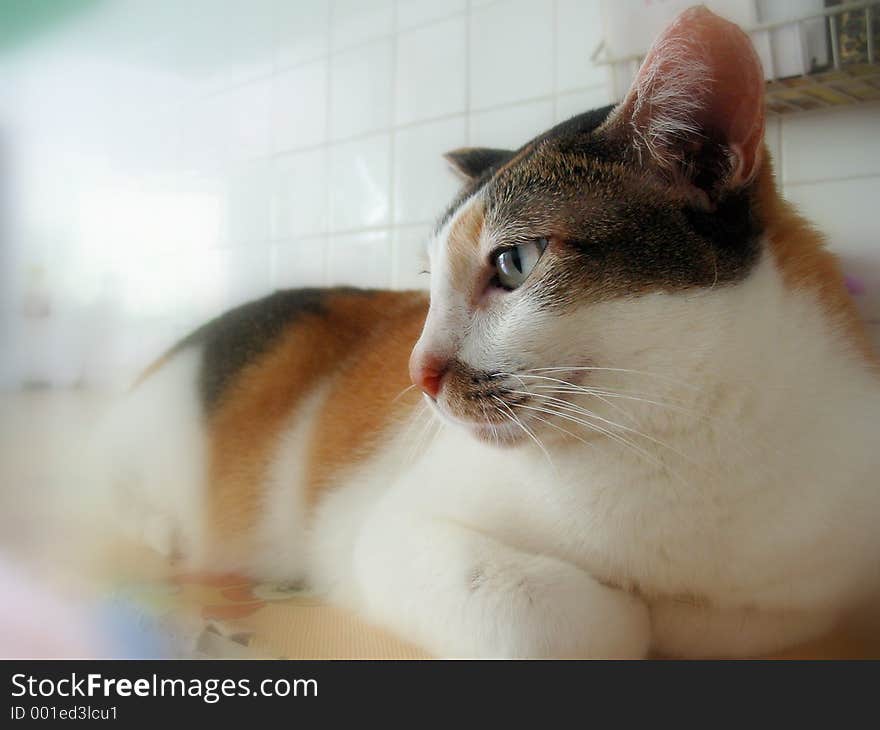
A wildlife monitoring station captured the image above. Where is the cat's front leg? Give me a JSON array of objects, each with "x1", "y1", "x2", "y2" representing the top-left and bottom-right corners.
[{"x1": 353, "y1": 510, "x2": 650, "y2": 658}]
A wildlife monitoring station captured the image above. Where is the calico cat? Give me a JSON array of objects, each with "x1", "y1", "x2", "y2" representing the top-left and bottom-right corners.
[{"x1": 105, "y1": 8, "x2": 880, "y2": 657}]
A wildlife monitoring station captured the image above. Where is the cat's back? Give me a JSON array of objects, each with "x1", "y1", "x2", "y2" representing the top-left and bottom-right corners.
[
  {"x1": 140, "y1": 287, "x2": 426, "y2": 406},
  {"x1": 106, "y1": 287, "x2": 428, "y2": 573}
]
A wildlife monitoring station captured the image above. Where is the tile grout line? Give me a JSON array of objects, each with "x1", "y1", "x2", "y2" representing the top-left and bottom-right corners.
[
  {"x1": 784, "y1": 170, "x2": 880, "y2": 189},
  {"x1": 262, "y1": 9, "x2": 473, "y2": 88},
  {"x1": 465, "y1": 0, "x2": 473, "y2": 146},
  {"x1": 389, "y1": 0, "x2": 400, "y2": 289},
  {"x1": 217, "y1": 221, "x2": 438, "y2": 251},
  {"x1": 551, "y1": 0, "x2": 559, "y2": 121},
  {"x1": 265, "y1": 82, "x2": 609, "y2": 162},
  {"x1": 321, "y1": 1, "x2": 335, "y2": 287}
]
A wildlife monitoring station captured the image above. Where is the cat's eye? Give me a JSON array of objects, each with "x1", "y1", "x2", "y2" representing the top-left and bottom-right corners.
[{"x1": 492, "y1": 238, "x2": 548, "y2": 290}]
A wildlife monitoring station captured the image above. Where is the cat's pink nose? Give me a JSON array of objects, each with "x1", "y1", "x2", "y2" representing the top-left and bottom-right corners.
[{"x1": 410, "y1": 353, "x2": 448, "y2": 399}]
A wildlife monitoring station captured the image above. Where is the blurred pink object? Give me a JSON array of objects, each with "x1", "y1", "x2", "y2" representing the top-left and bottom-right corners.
[
  {"x1": 0, "y1": 555, "x2": 104, "y2": 658},
  {"x1": 845, "y1": 274, "x2": 867, "y2": 297}
]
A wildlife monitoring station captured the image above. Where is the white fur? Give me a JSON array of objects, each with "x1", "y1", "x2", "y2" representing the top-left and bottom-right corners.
[
  {"x1": 104, "y1": 203, "x2": 880, "y2": 656},
  {"x1": 96, "y1": 348, "x2": 207, "y2": 564},
  {"x1": 236, "y1": 383, "x2": 329, "y2": 581},
  {"x1": 331, "y1": 241, "x2": 879, "y2": 657}
]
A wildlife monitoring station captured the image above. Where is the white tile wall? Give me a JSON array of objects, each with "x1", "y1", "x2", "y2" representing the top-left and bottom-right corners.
[
  {"x1": 392, "y1": 224, "x2": 433, "y2": 289},
  {"x1": 271, "y1": 148, "x2": 329, "y2": 239},
  {"x1": 271, "y1": 60, "x2": 328, "y2": 152},
  {"x1": 555, "y1": 86, "x2": 613, "y2": 122},
  {"x1": 394, "y1": 16, "x2": 467, "y2": 126},
  {"x1": 222, "y1": 244, "x2": 274, "y2": 308},
  {"x1": 331, "y1": 0, "x2": 395, "y2": 51},
  {"x1": 470, "y1": 99, "x2": 555, "y2": 149},
  {"x1": 328, "y1": 133, "x2": 392, "y2": 231},
  {"x1": 780, "y1": 107, "x2": 880, "y2": 185},
  {"x1": 227, "y1": 160, "x2": 273, "y2": 246},
  {"x1": 328, "y1": 230, "x2": 393, "y2": 287},
  {"x1": 275, "y1": 0, "x2": 330, "y2": 70},
  {"x1": 329, "y1": 39, "x2": 394, "y2": 139},
  {"x1": 273, "y1": 236, "x2": 327, "y2": 288},
  {"x1": 393, "y1": 116, "x2": 468, "y2": 224},
  {"x1": 470, "y1": 0, "x2": 555, "y2": 110},
  {"x1": 4, "y1": 0, "x2": 879, "y2": 386},
  {"x1": 397, "y1": 0, "x2": 468, "y2": 30},
  {"x1": 555, "y1": 0, "x2": 606, "y2": 92}
]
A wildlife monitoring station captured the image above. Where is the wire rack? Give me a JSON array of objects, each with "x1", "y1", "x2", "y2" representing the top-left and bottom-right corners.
[{"x1": 595, "y1": 0, "x2": 880, "y2": 115}]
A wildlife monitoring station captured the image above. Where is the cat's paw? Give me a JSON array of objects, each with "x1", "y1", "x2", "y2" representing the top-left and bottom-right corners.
[{"x1": 457, "y1": 554, "x2": 650, "y2": 658}]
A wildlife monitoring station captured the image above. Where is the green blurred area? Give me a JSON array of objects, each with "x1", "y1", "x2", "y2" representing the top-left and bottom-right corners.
[{"x1": 0, "y1": 0, "x2": 104, "y2": 53}]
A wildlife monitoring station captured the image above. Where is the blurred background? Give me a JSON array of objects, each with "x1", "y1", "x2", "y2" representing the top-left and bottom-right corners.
[{"x1": 0, "y1": 0, "x2": 877, "y2": 658}]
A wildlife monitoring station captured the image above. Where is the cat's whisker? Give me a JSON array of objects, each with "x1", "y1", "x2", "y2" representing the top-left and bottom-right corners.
[
  {"x1": 496, "y1": 368, "x2": 703, "y2": 430},
  {"x1": 526, "y1": 365, "x2": 702, "y2": 391},
  {"x1": 531, "y1": 384, "x2": 703, "y2": 419},
  {"x1": 406, "y1": 404, "x2": 436, "y2": 465},
  {"x1": 513, "y1": 401, "x2": 657, "y2": 468},
  {"x1": 402, "y1": 408, "x2": 427, "y2": 465},
  {"x1": 391, "y1": 384, "x2": 418, "y2": 403},
  {"x1": 491, "y1": 375, "x2": 746, "y2": 469},
  {"x1": 511, "y1": 400, "x2": 676, "y2": 477},
  {"x1": 479, "y1": 401, "x2": 498, "y2": 444},
  {"x1": 507, "y1": 376, "x2": 696, "y2": 418},
  {"x1": 398, "y1": 400, "x2": 427, "y2": 444},
  {"x1": 491, "y1": 395, "x2": 557, "y2": 473},
  {"x1": 498, "y1": 370, "x2": 732, "y2": 469},
  {"x1": 579, "y1": 390, "x2": 640, "y2": 427},
  {"x1": 507, "y1": 387, "x2": 639, "y2": 428},
  {"x1": 526, "y1": 412, "x2": 594, "y2": 447},
  {"x1": 425, "y1": 417, "x2": 445, "y2": 455},
  {"x1": 536, "y1": 384, "x2": 744, "y2": 437},
  {"x1": 513, "y1": 373, "x2": 702, "y2": 416},
  {"x1": 535, "y1": 383, "x2": 759, "y2": 462},
  {"x1": 501, "y1": 379, "x2": 643, "y2": 425},
  {"x1": 508, "y1": 388, "x2": 698, "y2": 467},
  {"x1": 521, "y1": 391, "x2": 698, "y2": 467}
]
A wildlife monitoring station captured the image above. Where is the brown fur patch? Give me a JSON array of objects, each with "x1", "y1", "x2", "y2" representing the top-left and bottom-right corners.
[
  {"x1": 205, "y1": 290, "x2": 427, "y2": 562},
  {"x1": 755, "y1": 156, "x2": 879, "y2": 371},
  {"x1": 303, "y1": 295, "x2": 428, "y2": 506},
  {"x1": 446, "y1": 197, "x2": 486, "y2": 283}
]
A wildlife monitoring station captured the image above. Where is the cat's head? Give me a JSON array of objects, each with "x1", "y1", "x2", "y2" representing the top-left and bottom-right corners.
[{"x1": 409, "y1": 7, "x2": 768, "y2": 445}]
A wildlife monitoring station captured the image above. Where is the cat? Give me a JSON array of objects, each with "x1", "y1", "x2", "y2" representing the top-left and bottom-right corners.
[{"x1": 102, "y1": 7, "x2": 880, "y2": 658}]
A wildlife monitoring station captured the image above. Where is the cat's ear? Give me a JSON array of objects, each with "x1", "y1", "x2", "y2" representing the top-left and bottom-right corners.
[
  {"x1": 603, "y1": 6, "x2": 765, "y2": 203},
  {"x1": 444, "y1": 147, "x2": 515, "y2": 181}
]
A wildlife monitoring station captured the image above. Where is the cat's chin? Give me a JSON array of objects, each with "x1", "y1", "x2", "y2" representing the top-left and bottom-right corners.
[
  {"x1": 469, "y1": 421, "x2": 525, "y2": 448},
  {"x1": 425, "y1": 395, "x2": 525, "y2": 447}
]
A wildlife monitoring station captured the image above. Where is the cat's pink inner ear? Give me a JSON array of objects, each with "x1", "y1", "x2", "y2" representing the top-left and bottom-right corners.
[{"x1": 615, "y1": 6, "x2": 765, "y2": 187}]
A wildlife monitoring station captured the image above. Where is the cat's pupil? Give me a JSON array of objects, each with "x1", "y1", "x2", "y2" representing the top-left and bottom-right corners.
[
  {"x1": 510, "y1": 248, "x2": 523, "y2": 273},
  {"x1": 494, "y1": 239, "x2": 547, "y2": 290}
]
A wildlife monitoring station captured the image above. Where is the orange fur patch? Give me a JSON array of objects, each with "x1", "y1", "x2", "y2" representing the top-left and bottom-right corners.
[
  {"x1": 755, "y1": 154, "x2": 879, "y2": 371},
  {"x1": 304, "y1": 295, "x2": 427, "y2": 506},
  {"x1": 446, "y1": 197, "x2": 486, "y2": 283},
  {"x1": 205, "y1": 291, "x2": 427, "y2": 562}
]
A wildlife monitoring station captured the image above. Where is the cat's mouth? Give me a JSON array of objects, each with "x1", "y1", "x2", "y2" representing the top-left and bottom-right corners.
[
  {"x1": 426, "y1": 366, "x2": 589, "y2": 447},
  {"x1": 426, "y1": 395, "x2": 532, "y2": 447},
  {"x1": 425, "y1": 369, "x2": 539, "y2": 446}
]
